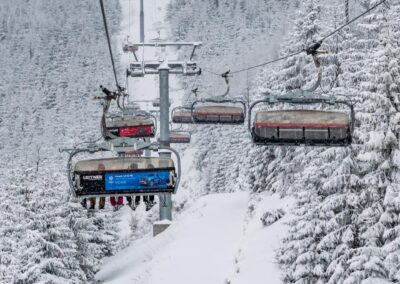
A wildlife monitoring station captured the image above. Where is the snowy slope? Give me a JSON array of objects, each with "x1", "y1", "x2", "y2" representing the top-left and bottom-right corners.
[{"x1": 97, "y1": 192, "x2": 294, "y2": 284}]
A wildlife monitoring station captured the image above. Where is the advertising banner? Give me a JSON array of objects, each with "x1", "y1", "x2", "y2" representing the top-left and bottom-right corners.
[{"x1": 105, "y1": 171, "x2": 170, "y2": 191}]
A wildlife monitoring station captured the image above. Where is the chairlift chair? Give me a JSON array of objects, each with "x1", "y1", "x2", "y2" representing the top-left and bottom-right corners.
[
  {"x1": 95, "y1": 86, "x2": 156, "y2": 140},
  {"x1": 172, "y1": 106, "x2": 194, "y2": 124},
  {"x1": 122, "y1": 36, "x2": 138, "y2": 54},
  {"x1": 189, "y1": 72, "x2": 246, "y2": 124},
  {"x1": 152, "y1": 98, "x2": 172, "y2": 107},
  {"x1": 169, "y1": 130, "x2": 191, "y2": 143},
  {"x1": 152, "y1": 98, "x2": 160, "y2": 107},
  {"x1": 103, "y1": 110, "x2": 157, "y2": 140},
  {"x1": 248, "y1": 43, "x2": 354, "y2": 146},
  {"x1": 157, "y1": 130, "x2": 191, "y2": 144},
  {"x1": 73, "y1": 156, "x2": 175, "y2": 197},
  {"x1": 191, "y1": 99, "x2": 246, "y2": 124},
  {"x1": 248, "y1": 94, "x2": 354, "y2": 146},
  {"x1": 62, "y1": 143, "x2": 182, "y2": 198},
  {"x1": 122, "y1": 44, "x2": 138, "y2": 53}
]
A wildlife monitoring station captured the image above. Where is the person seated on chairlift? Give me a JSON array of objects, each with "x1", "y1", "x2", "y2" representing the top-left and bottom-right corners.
[
  {"x1": 81, "y1": 164, "x2": 106, "y2": 210},
  {"x1": 127, "y1": 163, "x2": 156, "y2": 211}
]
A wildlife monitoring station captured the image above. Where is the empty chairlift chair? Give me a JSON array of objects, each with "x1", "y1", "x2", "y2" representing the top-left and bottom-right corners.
[
  {"x1": 122, "y1": 36, "x2": 138, "y2": 54},
  {"x1": 253, "y1": 110, "x2": 351, "y2": 145},
  {"x1": 172, "y1": 107, "x2": 194, "y2": 124},
  {"x1": 158, "y1": 130, "x2": 191, "y2": 144},
  {"x1": 152, "y1": 98, "x2": 160, "y2": 107},
  {"x1": 73, "y1": 157, "x2": 176, "y2": 197},
  {"x1": 191, "y1": 99, "x2": 246, "y2": 124},
  {"x1": 104, "y1": 112, "x2": 156, "y2": 139},
  {"x1": 169, "y1": 131, "x2": 191, "y2": 143},
  {"x1": 249, "y1": 96, "x2": 354, "y2": 146},
  {"x1": 249, "y1": 45, "x2": 354, "y2": 146},
  {"x1": 122, "y1": 43, "x2": 138, "y2": 53}
]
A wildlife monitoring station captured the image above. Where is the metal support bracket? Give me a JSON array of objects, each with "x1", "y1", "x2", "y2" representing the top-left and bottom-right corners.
[{"x1": 128, "y1": 60, "x2": 201, "y2": 77}]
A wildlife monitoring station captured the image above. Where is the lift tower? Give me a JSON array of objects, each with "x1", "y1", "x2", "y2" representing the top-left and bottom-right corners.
[
  {"x1": 127, "y1": 42, "x2": 201, "y2": 233},
  {"x1": 140, "y1": 0, "x2": 144, "y2": 42}
]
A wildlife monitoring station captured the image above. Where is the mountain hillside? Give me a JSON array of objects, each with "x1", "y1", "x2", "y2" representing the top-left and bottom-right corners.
[{"x1": 1, "y1": 0, "x2": 400, "y2": 283}]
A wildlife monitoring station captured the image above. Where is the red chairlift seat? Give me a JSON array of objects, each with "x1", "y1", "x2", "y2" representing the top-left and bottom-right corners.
[{"x1": 73, "y1": 157, "x2": 176, "y2": 197}]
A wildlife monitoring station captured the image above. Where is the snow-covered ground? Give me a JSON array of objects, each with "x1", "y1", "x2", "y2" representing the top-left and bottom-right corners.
[{"x1": 97, "y1": 192, "x2": 293, "y2": 284}]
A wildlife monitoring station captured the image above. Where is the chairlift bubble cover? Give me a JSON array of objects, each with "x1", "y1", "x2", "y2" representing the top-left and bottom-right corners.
[
  {"x1": 74, "y1": 157, "x2": 175, "y2": 196},
  {"x1": 253, "y1": 110, "x2": 351, "y2": 145},
  {"x1": 105, "y1": 114, "x2": 155, "y2": 138}
]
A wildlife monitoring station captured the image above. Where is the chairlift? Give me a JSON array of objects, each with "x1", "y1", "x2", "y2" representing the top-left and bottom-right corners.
[
  {"x1": 103, "y1": 110, "x2": 157, "y2": 140},
  {"x1": 122, "y1": 36, "x2": 138, "y2": 54},
  {"x1": 248, "y1": 44, "x2": 354, "y2": 146},
  {"x1": 158, "y1": 130, "x2": 191, "y2": 144},
  {"x1": 169, "y1": 130, "x2": 191, "y2": 143},
  {"x1": 191, "y1": 100, "x2": 246, "y2": 124},
  {"x1": 172, "y1": 106, "x2": 194, "y2": 124},
  {"x1": 122, "y1": 43, "x2": 138, "y2": 53},
  {"x1": 190, "y1": 74, "x2": 246, "y2": 124},
  {"x1": 248, "y1": 54, "x2": 354, "y2": 146},
  {"x1": 62, "y1": 144, "x2": 182, "y2": 198},
  {"x1": 95, "y1": 87, "x2": 157, "y2": 140},
  {"x1": 152, "y1": 98, "x2": 160, "y2": 107},
  {"x1": 249, "y1": 96, "x2": 354, "y2": 146},
  {"x1": 74, "y1": 157, "x2": 175, "y2": 197}
]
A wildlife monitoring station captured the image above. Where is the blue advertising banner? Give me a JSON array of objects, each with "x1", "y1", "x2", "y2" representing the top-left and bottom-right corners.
[{"x1": 105, "y1": 171, "x2": 170, "y2": 191}]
